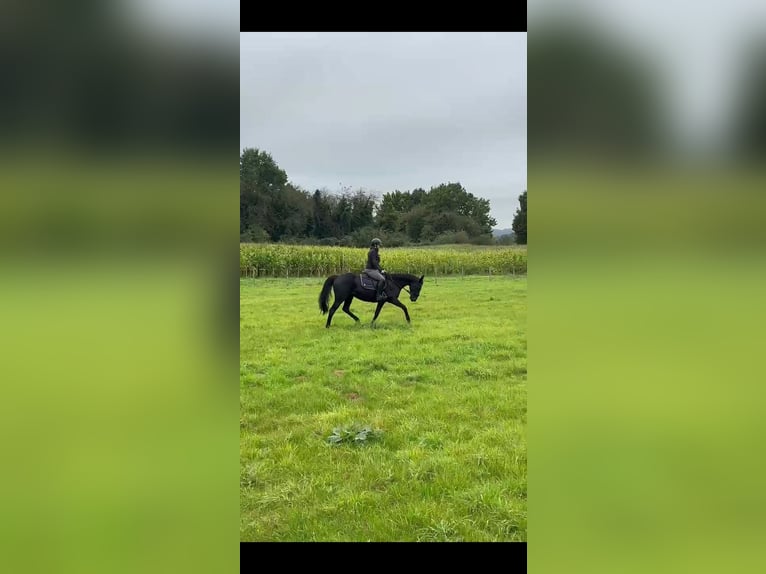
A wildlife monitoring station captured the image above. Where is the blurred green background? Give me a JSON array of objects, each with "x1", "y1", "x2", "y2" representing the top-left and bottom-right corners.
[
  {"x1": 1, "y1": 1, "x2": 237, "y2": 572},
  {"x1": 531, "y1": 2, "x2": 766, "y2": 573},
  {"x1": 5, "y1": 0, "x2": 766, "y2": 568}
]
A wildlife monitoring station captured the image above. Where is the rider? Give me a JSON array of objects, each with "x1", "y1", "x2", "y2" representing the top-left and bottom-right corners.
[{"x1": 364, "y1": 238, "x2": 387, "y2": 301}]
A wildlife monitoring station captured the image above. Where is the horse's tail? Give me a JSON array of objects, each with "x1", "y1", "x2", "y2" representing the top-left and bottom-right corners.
[{"x1": 319, "y1": 275, "x2": 338, "y2": 314}]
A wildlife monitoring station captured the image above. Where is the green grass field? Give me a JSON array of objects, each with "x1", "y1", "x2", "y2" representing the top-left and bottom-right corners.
[{"x1": 240, "y1": 275, "x2": 527, "y2": 541}]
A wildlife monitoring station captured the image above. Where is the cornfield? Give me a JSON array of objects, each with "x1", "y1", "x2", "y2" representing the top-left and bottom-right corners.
[{"x1": 240, "y1": 244, "x2": 527, "y2": 277}]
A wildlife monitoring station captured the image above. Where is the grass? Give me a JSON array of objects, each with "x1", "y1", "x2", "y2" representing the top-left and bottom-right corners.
[
  {"x1": 408, "y1": 243, "x2": 526, "y2": 251},
  {"x1": 240, "y1": 243, "x2": 526, "y2": 277},
  {"x1": 240, "y1": 275, "x2": 527, "y2": 541}
]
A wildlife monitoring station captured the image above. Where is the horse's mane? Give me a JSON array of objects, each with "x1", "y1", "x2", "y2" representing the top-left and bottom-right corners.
[{"x1": 388, "y1": 272, "x2": 420, "y2": 283}]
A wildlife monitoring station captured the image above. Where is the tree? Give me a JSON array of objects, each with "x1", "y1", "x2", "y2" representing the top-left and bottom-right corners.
[
  {"x1": 731, "y1": 39, "x2": 766, "y2": 162},
  {"x1": 424, "y1": 183, "x2": 496, "y2": 234},
  {"x1": 334, "y1": 195, "x2": 352, "y2": 236},
  {"x1": 240, "y1": 147, "x2": 288, "y2": 190},
  {"x1": 402, "y1": 205, "x2": 430, "y2": 241},
  {"x1": 375, "y1": 183, "x2": 496, "y2": 241},
  {"x1": 239, "y1": 146, "x2": 503, "y2": 245},
  {"x1": 349, "y1": 190, "x2": 376, "y2": 231},
  {"x1": 511, "y1": 190, "x2": 527, "y2": 245},
  {"x1": 375, "y1": 190, "x2": 411, "y2": 232},
  {"x1": 240, "y1": 147, "x2": 291, "y2": 238},
  {"x1": 311, "y1": 190, "x2": 331, "y2": 238},
  {"x1": 529, "y1": 22, "x2": 664, "y2": 160}
]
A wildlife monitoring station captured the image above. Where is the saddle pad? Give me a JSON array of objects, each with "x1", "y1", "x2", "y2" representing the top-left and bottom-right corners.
[{"x1": 360, "y1": 274, "x2": 377, "y2": 290}]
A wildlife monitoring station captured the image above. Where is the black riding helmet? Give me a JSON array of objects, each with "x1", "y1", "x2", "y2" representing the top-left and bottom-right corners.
[{"x1": 371, "y1": 238, "x2": 382, "y2": 247}]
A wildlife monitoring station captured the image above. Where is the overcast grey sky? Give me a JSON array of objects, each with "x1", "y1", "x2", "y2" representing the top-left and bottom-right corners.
[
  {"x1": 240, "y1": 32, "x2": 526, "y2": 229},
  {"x1": 531, "y1": 0, "x2": 766, "y2": 155}
]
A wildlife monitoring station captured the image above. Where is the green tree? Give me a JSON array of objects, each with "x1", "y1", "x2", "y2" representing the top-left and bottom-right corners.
[
  {"x1": 311, "y1": 190, "x2": 332, "y2": 238},
  {"x1": 731, "y1": 39, "x2": 766, "y2": 162},
  {"x1": 334, "y1": 195, "x2": 352, "y2": 236},
  {"x1": 497, "y1": 233, "x2": 516, "y2": 246},
  {"x1": 349, "y1": 190, "x2": 376, "y2": 230},
  {"x1": 239, "y1": 146, "x2": 503, "y2": 246},
  {"x1": 424, "y1": 183, "x2": 496, "y2": 234},
  {"x1": 529, "y1": 22, "x2": 665, "y2": 159},
  {"x1": 240, "y1": 147, "x2": 291, "y2": 238},
  {"x1": 511, "y1": 190, "x2": 527, "y2": 245},
  {"x1": 376, "y1": 190, "x2": 411, "y2": 232},
  {"x1": 402, "y1": 205, "x2": 429, "y2": 241},
  {"x1": 240, "y1": 147, "x2": 287, "y2": 189}
]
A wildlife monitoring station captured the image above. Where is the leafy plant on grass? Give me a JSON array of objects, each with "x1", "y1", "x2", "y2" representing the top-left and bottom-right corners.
[{"x1": 327, "y1": 425, "x2": 383, "y2": 446}]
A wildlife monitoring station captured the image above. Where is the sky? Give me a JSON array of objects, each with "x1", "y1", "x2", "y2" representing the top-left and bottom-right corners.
[
  {"x1": 531, "y1": 0, "x2": 766, "y2": 156},
  {"x1": 240, "y1": 32, "x2": 527, "y2": 229}
]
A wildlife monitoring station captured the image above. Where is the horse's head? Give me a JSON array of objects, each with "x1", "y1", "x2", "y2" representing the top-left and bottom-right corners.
[{"x1": 409, "y1": 275, "x2": 425, "y2": 302}]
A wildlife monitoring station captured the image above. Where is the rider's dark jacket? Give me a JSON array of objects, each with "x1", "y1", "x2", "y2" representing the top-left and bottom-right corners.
[{"x1": 366, "y1": 248, "x2": 381, "y2": 271}]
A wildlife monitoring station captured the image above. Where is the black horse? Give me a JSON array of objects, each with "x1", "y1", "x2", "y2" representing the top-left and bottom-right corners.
[{"x1": 318, "y1": 272, "x2": 425, "y2": 328}]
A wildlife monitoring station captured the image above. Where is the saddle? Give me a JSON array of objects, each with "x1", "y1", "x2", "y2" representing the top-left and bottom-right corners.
[{"x1": 360, "y1": 273, "x2": 377, "y2": 290}]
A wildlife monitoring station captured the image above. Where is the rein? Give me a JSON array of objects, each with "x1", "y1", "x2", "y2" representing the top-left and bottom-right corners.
[{"x1": 386, "y1": 274, "x2": 411, "y2": 296}]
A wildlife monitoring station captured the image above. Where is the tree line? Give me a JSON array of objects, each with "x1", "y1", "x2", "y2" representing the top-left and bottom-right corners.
[{"x1": 240, "y1": 147, "x2": 527, "y2": 247}]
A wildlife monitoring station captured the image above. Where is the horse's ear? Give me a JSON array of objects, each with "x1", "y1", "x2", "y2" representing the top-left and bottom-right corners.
[{"x1": 420, "y1": 275, "x2": 424, "y2": 282}]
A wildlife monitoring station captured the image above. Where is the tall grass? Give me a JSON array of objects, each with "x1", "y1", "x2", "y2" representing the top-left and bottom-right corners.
[{"x1": 240, "y1": 244, "x2": 527, "y2": 277}]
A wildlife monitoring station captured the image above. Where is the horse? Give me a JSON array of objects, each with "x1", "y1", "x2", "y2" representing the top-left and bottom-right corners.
[{"x1": 318, "y1": 272, "x2": 425, "y2": 328}]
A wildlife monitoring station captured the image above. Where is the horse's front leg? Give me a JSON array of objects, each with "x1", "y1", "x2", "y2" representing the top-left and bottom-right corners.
[
  {"x1": 371, "y1": 301, "x2": 385, "y2": 328},
  {"x1": 390, "y1": 298, "x2": 411, "y2": 324}
]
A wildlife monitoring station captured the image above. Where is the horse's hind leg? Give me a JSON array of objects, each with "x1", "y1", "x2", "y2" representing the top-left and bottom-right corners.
[
  {"x1": 342, "y1": 295, "x2": 360, "y2": 323},
  {"x1": 326, "y1": 284, "x2": 348, "y2": 328},
  {"x1": 326, "y1": 299, "x2": 342, "y2": 328}
]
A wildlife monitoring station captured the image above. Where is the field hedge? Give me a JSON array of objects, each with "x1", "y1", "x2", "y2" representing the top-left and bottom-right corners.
[{"x1": 240, "y1": 244, "x2": 527, "y2": 277}]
